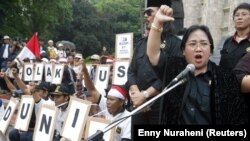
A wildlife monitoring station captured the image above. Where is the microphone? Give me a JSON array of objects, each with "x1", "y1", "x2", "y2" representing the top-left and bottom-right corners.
[{"x1": 166, "y1": 64, "x2": 195, "y2": 88}]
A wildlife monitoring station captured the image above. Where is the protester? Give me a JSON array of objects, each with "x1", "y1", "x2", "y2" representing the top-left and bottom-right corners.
[
  {"x1": 90, "y1": 54, "x2": 100, "y2": 81},
  {"x1": 219, "y1": 3, "x2": 250, "y2": 71},
  {"x1": 49, "y1": 84, "x2": 70, "y2": 141},
  {"x1": 219, "y1": 2, "x2": 250, "y2": 122},
  {"x1": 7, "y1": 67, "x2": 54, "y2": 141},
  {"x1": 233, "y1": 52, "x2": 250, "y2": 93},
  {"x1": 81, "y1": 61, "x2": 131, "y2": 141},
  {"x1": 146, "y1": 5, "x2": 247, "y2": 124},
  {"x1": 126, "y1": 2, "x2": 182, "y2": 137},
  {"x1": 0, "y1": 35, "x2": 14, "y2": 70}
]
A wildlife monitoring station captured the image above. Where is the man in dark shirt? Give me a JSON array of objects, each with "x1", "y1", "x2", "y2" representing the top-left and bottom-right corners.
[{"x1": 126, "y1": 0, "x2": 182, "y2": 134}]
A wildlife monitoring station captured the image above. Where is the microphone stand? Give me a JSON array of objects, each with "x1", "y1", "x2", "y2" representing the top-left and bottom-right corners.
[{"x1": 85, "y1": 78, "x2": 187, "y2": 141}]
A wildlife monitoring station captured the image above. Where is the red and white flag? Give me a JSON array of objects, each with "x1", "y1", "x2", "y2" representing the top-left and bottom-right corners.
[{"x1": 17, "y1": 33, "x2": 40, "y2": 60}]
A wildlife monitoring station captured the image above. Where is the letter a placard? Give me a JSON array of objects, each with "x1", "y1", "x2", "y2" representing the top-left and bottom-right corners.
[
  {"x1": 0, "y1": 98, "x2": 18, "y2": 134},
  {"x1": 33, "y1": 105, "x2": 58, "y2": 141},
  {"x1": 45, "y1": 63, "x2": 53, "y2": 82},
  {"x1": 61, "y1": 97, "x2": 91, "y2": 141},
  {"x1": 14, "y1": 95, "x2": 34, "y2": 131}
]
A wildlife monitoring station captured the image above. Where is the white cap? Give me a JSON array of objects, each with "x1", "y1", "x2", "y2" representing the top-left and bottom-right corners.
[
  {"x1": 75, "y1": 53, "x2": 83, "y2": 59},
  {"x1": 41, "y1": 58, "x2": 49, "y2": 63},
  {"x1": 90, "y1": 54, "x2": 100, "y2": 60},
  {"x1": 58, "y1": 57, "x2": 67, "y2": 63},
  {"x1": 50, "y1": 59, "x2": 57, "y2": 63},
  {"x1": 58, "y1": 43, "x2": 64, "y2": 47},
  {"x1": 3, "y1": 35, "x2": 10, "y2": 39},
  {"x1": 48, "y1": 40, "x2": 53, "y2": 43},
  {"x1": 106, "y1": 56, "x2": 114, "y2": 63}
]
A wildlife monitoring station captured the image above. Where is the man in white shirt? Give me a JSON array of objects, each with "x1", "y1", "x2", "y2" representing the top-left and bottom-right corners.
[{"x1": 82, "y1": 62, "x2": 131, "y2": 141}]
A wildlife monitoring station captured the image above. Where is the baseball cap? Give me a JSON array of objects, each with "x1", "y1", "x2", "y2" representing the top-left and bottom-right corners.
[
  {"x1": 3, "y1": 35, "x2": 10, "y2": 40},
  {"x1": 90, "y1": 54, "x2": 100, "y2": 60},
  {"x1": 50, "y1": 84, "x2": 70, "y2": 96}
]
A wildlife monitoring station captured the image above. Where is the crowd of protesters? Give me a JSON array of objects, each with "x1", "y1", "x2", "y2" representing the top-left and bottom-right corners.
[{"x1": 0, "y1": 1, "x2": 249, "y2": 141}]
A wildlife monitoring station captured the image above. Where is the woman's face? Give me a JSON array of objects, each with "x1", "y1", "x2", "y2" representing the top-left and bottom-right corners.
[
  {"x1": 233, "y1": 9, "x2": 250, "y2": 30},
  {"x1": 183, "y1": 29, "x2": 211, "y2": 75}
]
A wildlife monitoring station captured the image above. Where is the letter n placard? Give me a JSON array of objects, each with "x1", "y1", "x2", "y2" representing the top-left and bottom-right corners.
[
  {"x1": 0, "y1": 98, "x2": 18, "y2": 134},
  {"x1": 112, "y1": 60, "x2": 130, "y2": 85},
  {"x1": 95, "y1": 65, "x2": 110, "y2": 89},
  {"x1": 85, "y1": 117, "x2": 115, "y2": 141},
  {"x1": 61, "y1": 97, "x2": 91, "y2": 141},
  {"x1": 14, "y1": 95, "x2": 34, "y2": 131},
  {"x1": 33, "y1": 105, "x2": 58, "y2": 141}
]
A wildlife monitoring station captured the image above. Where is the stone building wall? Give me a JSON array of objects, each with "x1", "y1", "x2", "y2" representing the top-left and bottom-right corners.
[{"x1": 183, "y1": 0, "x2": 249, "y2": 47}]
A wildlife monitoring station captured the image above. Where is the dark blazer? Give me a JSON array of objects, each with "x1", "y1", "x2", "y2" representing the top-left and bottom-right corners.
[{"x1": 160, "y1": 57, "x2": 248, "y2": 125}]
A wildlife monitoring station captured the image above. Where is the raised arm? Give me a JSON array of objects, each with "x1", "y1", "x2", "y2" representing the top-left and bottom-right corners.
[
  {"x1": 0, "y1": 72, "x2": 16, "y2": 93},
  {"x1": 81, "y1": 61, "x2": 100, "y2": 104},
  {"x1": 12, "y1": 67, "x2": 31, "y2": 95},
  {"x1": 146, "y1": 5, "x2": 174, "y2": 66}
]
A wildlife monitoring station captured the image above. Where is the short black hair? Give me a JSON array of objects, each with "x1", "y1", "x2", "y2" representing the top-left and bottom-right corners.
[
  {"x1": 180, "y1": 25, "x2": 214, "y2": 54},
  {"x1": 233, "y1": 3, "x2": 250, "y2": 17}
]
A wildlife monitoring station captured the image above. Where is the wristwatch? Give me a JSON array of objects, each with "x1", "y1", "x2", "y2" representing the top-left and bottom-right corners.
[{"x1": 143, "y1": 91, "x2": 149, "y2": 99}]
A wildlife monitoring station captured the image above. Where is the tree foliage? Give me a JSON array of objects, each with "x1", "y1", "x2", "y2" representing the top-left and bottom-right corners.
[
  {"x1": 0, "y1": 0, "x2": 72, "y2": 40},
  {"x1": 0, "y1": 0, "x2": 144, "y2": 58}
]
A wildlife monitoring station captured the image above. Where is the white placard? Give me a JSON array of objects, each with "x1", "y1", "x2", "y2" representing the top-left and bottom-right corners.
[
  {"x1": 112, "y1": 60, "x2": 130, "y2": 85},
  {"x1": 45, "y1": 63, "x2": 53, "y2": 82},
  {"x1": 19, "y1": 68, "x2": 23, "y2": 80},
  {"x1": 115, "y1": 33, "x2": 133, "y2": 59},
  {"x1": 0, "y1": 98, "x2": 18, "y2": 134},
  {"x1": 52, "y1": 64, "x2": 64, "y2": 84},
  {"x1": 23, "y1": 63, "x2": 34, "y2": 81},
  {"x1": 33, "y1": 63, "x2": 44, "y2": 81},
  {"x1": 61, "y1": 97, "x2": 91, "y2": 141},
  {"x1": 85, "y1": 117, "x2": 114, "y2": 141},
  {"x1": 14, "y1": 95, "x2": 34, "y2": 131},
  {"x1": 33, "y1": 105, "x2": 58, "y2": 141},
  {"x1": 95, "y1": 65, "x2": 110, "y2": 89}
]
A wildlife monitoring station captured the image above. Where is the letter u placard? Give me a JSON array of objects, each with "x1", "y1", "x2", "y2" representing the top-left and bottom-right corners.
[{"x1": 14, "y1": 95, "x2": 34, "y2": 131}]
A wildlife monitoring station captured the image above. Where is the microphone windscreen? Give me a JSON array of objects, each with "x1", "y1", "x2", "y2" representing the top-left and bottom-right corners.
[{"x1": 187, "y1": 64, "x2": 195, "y2": 73}]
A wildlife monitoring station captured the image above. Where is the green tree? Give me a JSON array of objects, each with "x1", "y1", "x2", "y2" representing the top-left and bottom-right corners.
[{"x1": 0, "y1": 0, "x2": 72, "y2": 40}]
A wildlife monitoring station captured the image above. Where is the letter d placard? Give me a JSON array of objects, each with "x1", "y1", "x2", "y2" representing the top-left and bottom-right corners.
[{"x1": 0, "y1": 98, "x2": 18, "y2": 134}]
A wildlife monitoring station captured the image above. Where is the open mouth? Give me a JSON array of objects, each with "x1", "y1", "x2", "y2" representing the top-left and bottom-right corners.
[{"x1": 195, "y1": 54, "x2": 202, "y2": 59}]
